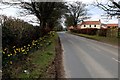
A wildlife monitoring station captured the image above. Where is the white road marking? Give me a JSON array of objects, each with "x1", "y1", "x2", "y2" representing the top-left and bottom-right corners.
[{"x1": 112, "y1": 58, "x2": 120, "y2": 63}]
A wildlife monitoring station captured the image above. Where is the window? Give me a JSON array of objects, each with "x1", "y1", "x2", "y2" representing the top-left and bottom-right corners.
[
  {"x1": 94, "y1": 25, "x2": 96, "y2": 27},
  {"x1": 90, "y1": 25, "x2": 91, "y2": 27},
  {"x1": 84, "y1": 25, "x2": 86, "y2": 27}
]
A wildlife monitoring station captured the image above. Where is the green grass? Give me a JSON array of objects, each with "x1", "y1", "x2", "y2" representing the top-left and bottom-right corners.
[
  {"x1": 70, "y1": 32, "x2": 118, "y2": 46},
  {"x1": 15, "y1": 33, "x2": 58, "y2": 78}
]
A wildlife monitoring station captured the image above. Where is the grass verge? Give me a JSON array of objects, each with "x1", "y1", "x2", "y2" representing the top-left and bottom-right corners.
[
  {"x1": 69, "y1": 32, "x2": 118, "y2": 46},
  {"x1": 9, "y1": 33, "x2": 59, "y2": 78}
]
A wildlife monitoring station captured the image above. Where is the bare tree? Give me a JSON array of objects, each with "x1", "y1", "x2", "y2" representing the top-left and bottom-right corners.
[
  {"x1": 20, "y1": 2, "x2": 67, "y2": 35},
  {"x1": 95, "y1": 0, "x2": 120, "y2": 16},
  {"x1": 95, "y1": 0, "x2": 120, "y2": 36},
  {"x1": 65, "y1": 2, "x2": 88, "y2": 27},
  {"x1": 1, "y1": 1, "x2": 67, "y2": 36},
  {"x1": 64, "y1": 14, "x2": 74, "y2": 27}
]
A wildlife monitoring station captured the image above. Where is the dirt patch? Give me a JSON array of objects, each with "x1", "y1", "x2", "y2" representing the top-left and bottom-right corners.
[{"x1": 46, "y1": 37, "x2": 66, "y2": 79}]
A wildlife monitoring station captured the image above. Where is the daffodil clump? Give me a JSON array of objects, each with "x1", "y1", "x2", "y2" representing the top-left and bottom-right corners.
[
  {"x1": 2, "y1": 31, "x2": 55, "y2": 67},
  {"x1": 48, "y1": 31, "x2": 55, "y2": 37}
]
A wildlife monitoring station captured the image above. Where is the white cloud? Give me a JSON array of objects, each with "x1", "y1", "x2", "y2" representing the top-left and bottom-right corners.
[
  {"x1": 18, "y1": 15, "x2": 40, "y2": 26},
  {"x1": 65, "y1": 0, "x2": 94, "y2": 4},
  {"x1": 0, "y1": 0, "x2": 119, "y2": 25},
  {"x1": 0, "y1": 7, "x2": 18, "y2": 16}
]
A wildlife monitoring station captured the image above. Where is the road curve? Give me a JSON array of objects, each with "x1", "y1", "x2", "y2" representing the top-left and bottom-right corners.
[{"x1": 58, "y1": 32, "x2": 118, "y2": 78}]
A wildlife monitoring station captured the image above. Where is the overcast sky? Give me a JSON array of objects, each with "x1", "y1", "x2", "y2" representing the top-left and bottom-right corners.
[{"x1": 0, "y1": 0, "x2": 119, "y2": 26}]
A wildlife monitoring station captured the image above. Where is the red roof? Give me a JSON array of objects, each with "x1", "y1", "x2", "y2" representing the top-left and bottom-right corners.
[
  {"x1": 80, "y1": 21, "x2": 101, "y2": 25},
  {"x1": 106, "y1": 24, "x2": 118, "y2": 27}
]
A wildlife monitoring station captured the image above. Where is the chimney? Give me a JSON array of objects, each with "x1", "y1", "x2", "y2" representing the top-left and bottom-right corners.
[
  {"x1": 99, "y1": 19, "x2": 102, "y2": 28},
  {"x1": 99, "y1": 19, "x2": 101, "y2": 22}
]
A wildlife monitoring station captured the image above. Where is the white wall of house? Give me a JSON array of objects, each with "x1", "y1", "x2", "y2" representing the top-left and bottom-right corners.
[{"x1": 80, "y1": 24, "x2": 101, "y2": 29}]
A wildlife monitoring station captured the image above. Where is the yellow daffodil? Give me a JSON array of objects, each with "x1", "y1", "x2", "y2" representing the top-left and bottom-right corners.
[
  {"x1": 35, "y1": 40, "x2": 38, "y2": 42},
  {"x1": 14, "y1": 49, "x2": 17, "y2": 54},
  {"x1": 13, "y1": 46, "x2": 16, "y2": 48},
  {"x1": 28, "y1": 44, "x2": 30, "y2": 47},
  {"x1": 16, "y1": 48, "x2": 19, "y2": 51},
  {"x1": 8, "y1": 54, "x2": 10, "y2": 57},
  {"x1": 21, "y1": 47, "x2": 23, "y2": 50},
  {"x1": 10, "y1": 61, "x2": 12, "y2": 64},
  {"x1": 23, "y1": 51, "x2": 27, "y2": 54},
  {"x1": 18, "y1": 48, "x2": 20, "y2": 52},
  {"x1": 3, "y1": 51, "x2": 5, "y2": 54},
  {"x1": 4, "y1": 48, "x2": 7, "y2": 51},
  {"x1": 32, "y1": 43, "x2": 35, "y2": 45},
  {"x1": 22, "y1": 49, "x2": 25, "y2": 52},
  {"x1": 27, "y1": 48, "x2": 29, "y2": 51},
  {"x1": 27, "y1": 47, "x2": 29, "y2": 49}
]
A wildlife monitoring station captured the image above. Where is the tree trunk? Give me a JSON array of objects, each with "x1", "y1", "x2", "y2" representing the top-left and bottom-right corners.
[
  {"x1": 40, "y1": 21, "x2": 46, "y2": 37},
  {"x1": 73, "y1": 18, "x2": 77, "y2": 27}
]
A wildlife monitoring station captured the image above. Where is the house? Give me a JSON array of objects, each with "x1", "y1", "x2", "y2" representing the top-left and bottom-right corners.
[
  {"x1": 106, "y1": 24, "x2": 118, "y2": 28},
  {"x1": 68, "y1": 20, "x2": 118, "y2": 31},
  {"x1": 77, "y1": 20, "x2": 109, "y2": 30},
  {"x1": 77, "y1": 20, "x2": 102, "y2": 29},
  {"x1": 67, "y1": 19, "x2": 118, "y2": 36}
]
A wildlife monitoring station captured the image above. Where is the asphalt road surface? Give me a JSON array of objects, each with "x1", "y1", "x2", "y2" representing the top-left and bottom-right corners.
[{"x1": 58, "y1": 32, "x2": 118, "y2": 78}]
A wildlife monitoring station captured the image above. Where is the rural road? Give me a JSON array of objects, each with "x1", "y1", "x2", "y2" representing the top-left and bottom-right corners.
[{"x1": 58, "y1": 32, "x2": 118, "y2": 78}]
